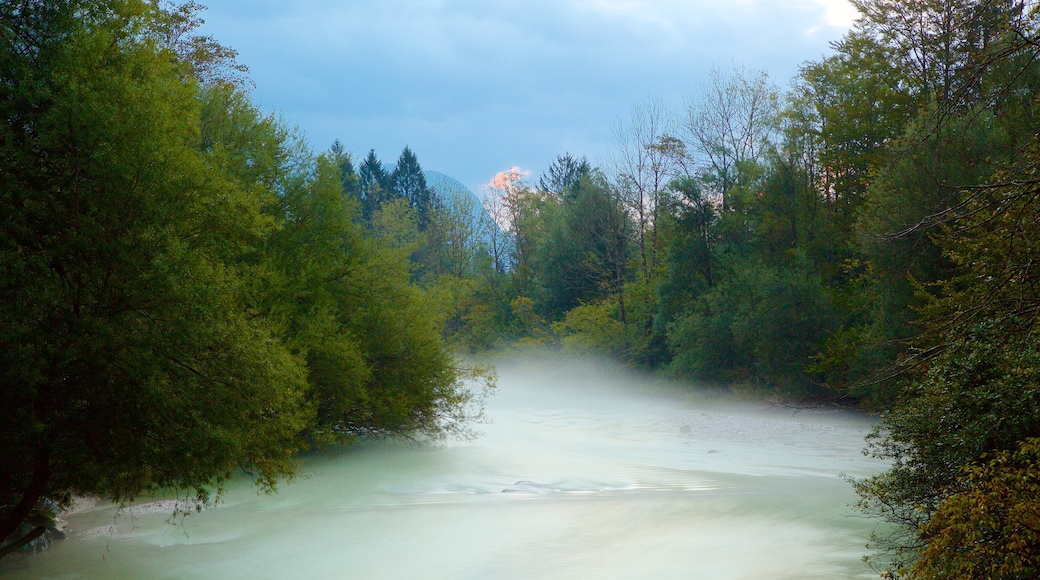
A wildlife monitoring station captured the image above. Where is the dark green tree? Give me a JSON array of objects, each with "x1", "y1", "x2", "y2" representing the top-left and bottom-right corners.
[
  {"x1": 0, "y1": 1, "x2": 491, "y2": 558},
  {"x1": 538, "y1": 153, "x2": 591, "y2": 198},
  {"x1": 667, "y1": 255, "x2": 834, "y2": 395},
  {"x1": 0, "y1": 0, "x2": 310, "y2": 554},
  {"x1": 358, "y1": 149, "x2": 390, "y2": 221},
  {"x1": 854, "y1": 118, "x2": 1040, "y2": 574},
  {"x1": 657, "y1": 177, "x2": 716, "y2": 338},
  {"x1": 539, "y1": 174, "x2": 631, "y2": 319},
  {"x1": 390, "y1": 146, "x2": 435, "y2": 230},
  {"x1": 329, "y1": 139, "x2": 360, "y2": 203}
]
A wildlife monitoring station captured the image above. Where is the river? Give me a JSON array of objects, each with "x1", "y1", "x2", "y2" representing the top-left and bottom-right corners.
[{"x1": 2, "y1": 357, "x2": 886, "y2": 579}]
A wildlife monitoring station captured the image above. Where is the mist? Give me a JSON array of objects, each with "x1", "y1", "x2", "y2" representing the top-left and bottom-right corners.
[{"x1": 4, "y1": 355, "x2": 886, "y2": 579}]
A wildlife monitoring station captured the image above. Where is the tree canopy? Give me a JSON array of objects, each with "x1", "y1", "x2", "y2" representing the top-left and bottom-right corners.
[
  {"x1": 5, "y1": 0, "x2": 1040, "y2": 573},
  {"x1": 0, "y1": 0, "x2": 488, "y2": 557}
]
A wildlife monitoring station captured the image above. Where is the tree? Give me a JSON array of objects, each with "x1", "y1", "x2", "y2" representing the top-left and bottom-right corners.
[
  {"x1": 667, "y1": 255, "x2": 834, "y2": 395},
  {"x1": 0, "y1": 1, "x2": 491, "y2": 557},
  {"x1": 682, "y1": 66, "x2": 780, "y2": 213},
  {"x1": 852, "y1": 107, "x2": 1019, "y2": 400},
  {"x1": 199, "y1": 82, "x2": 488, "y2": 447},
  {"x1": 427, "y1": 189, "x2": 486, "y2": 279},
  {"x1": 793, "y1": 31, "x2": 914, "y2": 226},
  {"x1": 539, "y1": 153, "x2": 591, "y2": 198},
  {"x1": 657, "y1": 177, "x2": 717, "y2": 336},
  {"x1": 390, "y1": 146, "x2": 435, "y2": 230},
  {"x1": 909, "y1": 438, "x2": 1040, "y2": 579},
  {"x1": 489, "y1": 168, "x2": 543, "y2": 296},
  {"x1": 849, "y1": 0, "x2": 1029, "y2": 106},
  {"x1": 150, "y1": 0, "x2": 252, "y2": 90},
  {"x1": 540, "y1": 174, "x2": 631, "y2": 319},
  {"x1": 329, "y1": 139, "x2": 361, "y2": 203},
  {"x1": 0, "y1": 0, "x2": 310, "y2": 553},
  {"x1": 612, "y1": 95, "x2": 677, "y2": 283},
  {"x1": 358, "y1": 149, "x2": 390, "y2": 221},
  {"x1": 480, "y1": 182, "x2": 511, "y2": 275},
  {"x1": 854, "y1": 120, "x2": 1040, "y2": 573}
]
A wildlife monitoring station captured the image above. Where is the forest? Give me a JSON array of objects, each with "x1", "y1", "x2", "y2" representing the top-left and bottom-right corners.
[{"x1": 3, "y1": 0, "x2": 1040, "y2": 577}]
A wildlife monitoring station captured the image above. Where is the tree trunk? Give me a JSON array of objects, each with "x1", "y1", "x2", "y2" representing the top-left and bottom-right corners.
[
  {"x1": 0, "y1": 526, "x2": 47, "y2": 559},
  {"x1": 0, "y1": 445, "x2": 51, "y2": 552}
]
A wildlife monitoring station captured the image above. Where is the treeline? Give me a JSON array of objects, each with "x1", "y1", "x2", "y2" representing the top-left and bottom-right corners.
[
  {"x1": 326, "y1": 145, "x2": 497, "y2": 286},
  {"x1": 0, "y1": 0, "x2": 490, "y2": 557},
  {"x1": 365, "y1": 1, "x2": 1040, "y2": 576},
  {"x1": 4, "y1": 0, "x2": 1040, "y2": 575}
]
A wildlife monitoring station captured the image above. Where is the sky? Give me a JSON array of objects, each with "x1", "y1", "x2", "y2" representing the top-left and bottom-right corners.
[{"x1": 199, "y1": 0, "x2": 859, "y2": 194}]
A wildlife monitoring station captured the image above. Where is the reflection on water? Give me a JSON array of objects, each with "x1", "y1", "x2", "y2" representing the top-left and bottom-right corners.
[{"x1": 1, "y1": 357, "x2": 886, "y2": 579}]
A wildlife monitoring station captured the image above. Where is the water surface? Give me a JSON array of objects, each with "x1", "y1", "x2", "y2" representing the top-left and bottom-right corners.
[{"x1": 2, "y1": 357, "x2": 885, "y2": 579}]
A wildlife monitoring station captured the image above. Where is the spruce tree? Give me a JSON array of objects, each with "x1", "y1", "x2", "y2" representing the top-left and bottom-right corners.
[
  {"x1": 391, "y1": 146, "x2": 434, "y2": 230},
  {"x1": 329, "y1": 139, "x2": 360, "y2": 204},
  {"x1": 358, "y1": 149, "x2": 388, "y2": 221},
  {"x1": 538, "y1": 153, "x2": 591, "y2": 199}
]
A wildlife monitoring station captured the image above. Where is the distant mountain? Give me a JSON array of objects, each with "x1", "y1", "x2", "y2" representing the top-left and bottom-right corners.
[
  {"x1": 423, "y1": 170, "x2": 507, "y2": 256},
  {"x1": 424, "y1": 170, "x2": 480, "y2": 207},
  {"x1": 424, "y1": 170, "x2": 484, "y2": 230}
]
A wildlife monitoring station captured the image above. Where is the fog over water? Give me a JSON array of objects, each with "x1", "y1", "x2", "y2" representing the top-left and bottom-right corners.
[{"x1": 3, "y1": 357, "x2": 887, "y2": 579}]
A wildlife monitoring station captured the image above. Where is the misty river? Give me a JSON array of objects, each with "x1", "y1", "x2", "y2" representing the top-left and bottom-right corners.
[{"x1": 2, "y1": 357, "x2": 887, "y2": 579}]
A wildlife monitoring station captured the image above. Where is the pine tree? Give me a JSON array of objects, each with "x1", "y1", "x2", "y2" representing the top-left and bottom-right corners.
[
  {"x1": 391, "y1": 146, "x2": 434, "y2": 230},
  {"x1": 538, "y1": 153, "x2": 591, "y2": 199},
  {"x1": 329, "y1": 139, "x2": 360, "y2": 204},
  {"x1": 358, "y1": 149, "x2": 388, "y2": 221}
]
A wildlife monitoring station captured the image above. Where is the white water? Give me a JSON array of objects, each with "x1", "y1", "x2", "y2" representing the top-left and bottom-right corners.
[{"x1": 2, "y1": 357, "x2": 886, "y2": 579}]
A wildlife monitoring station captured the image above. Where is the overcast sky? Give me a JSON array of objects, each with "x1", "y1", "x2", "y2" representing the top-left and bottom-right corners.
[{"x1": 199, "y1": 0, "x2": 859, "y2": 194}]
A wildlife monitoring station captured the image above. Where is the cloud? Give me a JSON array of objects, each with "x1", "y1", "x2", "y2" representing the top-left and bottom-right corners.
[
  {"x1": 810, "y1": 0, "x2": 859, "y2": 27},
  {"x1": 201, "y1": 0, "x2": 855, "y2": 193},
  {"x1": 488, "y1": 167, "x2": 532, "y2": 190}
]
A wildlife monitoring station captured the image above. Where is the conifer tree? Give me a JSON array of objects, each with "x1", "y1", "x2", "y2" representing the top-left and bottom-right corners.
[
  {"x1": 538, "y1": 153, "x2": 591, "y2": 199},
  {"x1": 358, "y1": 149, "x2": 389, "y2": 221},
  {"x1": 391, "y1": 146, "x2": 434, "y2": 230},
  {"x1": 329, "y1": 139, "x2": 360, "y2": 203}
]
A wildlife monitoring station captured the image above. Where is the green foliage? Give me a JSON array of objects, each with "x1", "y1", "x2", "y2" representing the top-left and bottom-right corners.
[
  {"x1": 538, "y1": 175, "x2": 631, "y2": 318},
  {"x1": 538, "y1": 153, "x2": 591, "y2": 197},
  {"x1": 423, "y1": 188, "x2": 489, "y2": 281},
  {"x1": 390, "y1": 146, "x2": 434, "y2": 230},
  {"x1": 0, "y1": 1, "x2": 489, "y2": 555},
  {"x1": 509, "y1": 296, "x2": 553, "y2": 346},
  {"x1": 552, "y1": 300, "x2": 627, "y2": 357},
  {"x1": 0, "y1": 0, "x2": 310, "y2": 542},
  {"x1": 371, "y1": 198, "x2": 423, "y2": 259},
  {"x1": 856, "y1": 103, "x2": 1040, "y2": 572},
  {"x1": 794, "y1": 29, "x2": 914, "y2": 220},
  {"x1": 668, "y1": 256, "x2": 835, "y2": 396},
  {"x1": 358, "y1": 149, "x2": 391, "y2": 221},
  {"x1": 456, "y1": 280, "x2": 514, "y2": 351},
  {"x1": 910, "y1": 438, "x2": 1040, "y2": 579},
  {"x1": 329, "y1": 140, "x2": 360, "y2": 204}
]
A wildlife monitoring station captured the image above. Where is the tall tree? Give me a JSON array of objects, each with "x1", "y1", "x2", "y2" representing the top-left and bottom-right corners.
[
  {"x1": 854, "y1": 113, "x2": 1040, "y2": 575},
  {"x1": 850, "y1": 0, "x2": 1029, "y2": 106},
  {"x1": 390, "y1": 146, "x2": 435, "y2": 230},
  {"x1": 683, "y1": 66, "x2": 780, "y2": 213},
  {"x1": 480, "y1": 183, "x2": 511, "y2": 275},
  {"x1": 612, "y1": 96, "x2": 677, "y2": 282},
  {"x1": 427, "y1": 190, "x2": 486, "y2": 279},
  {"x1": 539, "y1": 153, "x2": 591, "y2": 198},
  {"x1": 0, "y1": 0, "x2": 310, "y2": 553},
  {"x1": 539, "y1": 174, "x2": 630, "y2": 318},
  {"x1": 329, "y1": 139, "x2": 360, "y2": 203},
  {"x1": 358, "y1": 149, "x2": 389, "y2": 221},
  {"x1": 0, "y1": 2, "x2": 491, "y2": 557},
  {"x1": 793, "y1": 31, "x2": 914, "y2": 226}
]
